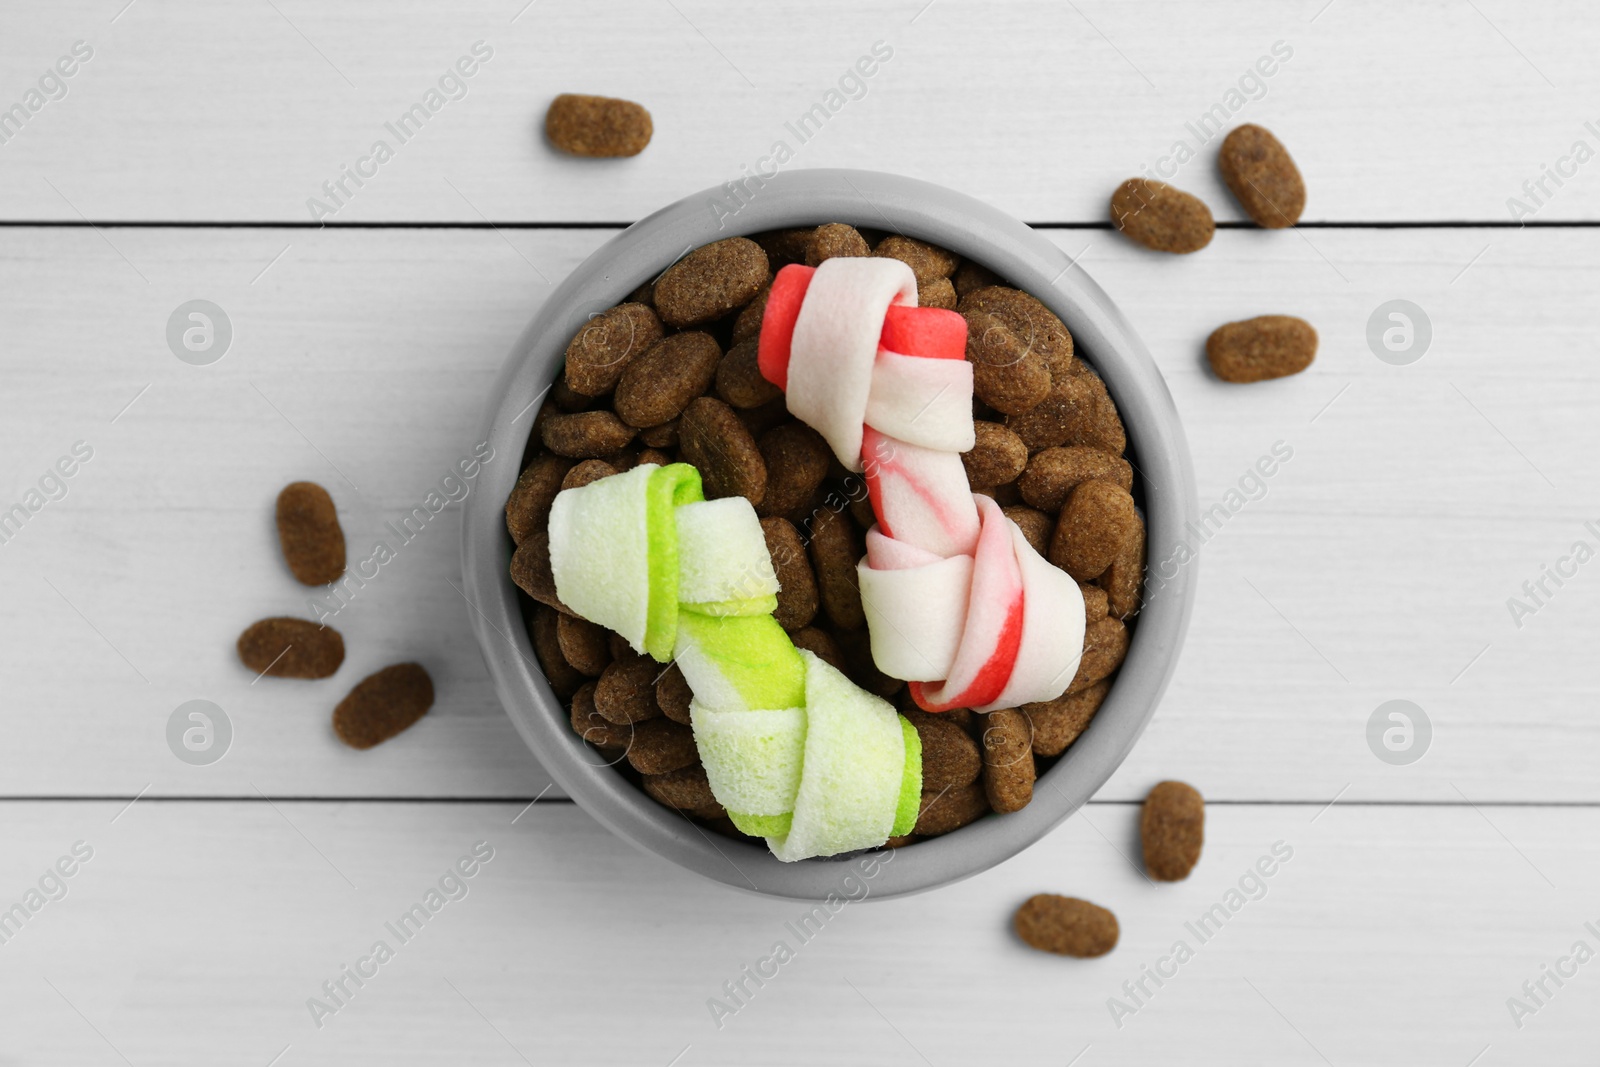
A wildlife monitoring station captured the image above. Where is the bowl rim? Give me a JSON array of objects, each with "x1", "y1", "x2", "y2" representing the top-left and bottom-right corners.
[{"x1": 460, "y1": 168, "x2": 1198, "y2": 901}]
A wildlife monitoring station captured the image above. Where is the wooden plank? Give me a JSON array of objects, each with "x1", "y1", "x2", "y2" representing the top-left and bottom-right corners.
[
  {"x1": 1, "y1": 225, "x2": 1596, "y2": 801},
  {"x1": 0, "y1": 1, "x2": 1595, "y2": 223},
  {"x1": 0, "y1": 799, "x2": 1592, "y2": 1063}
]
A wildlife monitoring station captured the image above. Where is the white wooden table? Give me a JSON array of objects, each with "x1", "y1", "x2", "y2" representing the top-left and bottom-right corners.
[{"x1": 3, "y1": 2, "x2": 1597, "y2": 1062}]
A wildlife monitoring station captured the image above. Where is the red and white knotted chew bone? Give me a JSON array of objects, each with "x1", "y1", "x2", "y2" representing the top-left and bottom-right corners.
[{"x1": 759, "y1": 257, "x2": 1084, "y2": 713}]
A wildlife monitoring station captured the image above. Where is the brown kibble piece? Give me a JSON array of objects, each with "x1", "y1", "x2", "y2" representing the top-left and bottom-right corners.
[
  {"x1": 913, "y1": 716, "x2": 982, "y2": 793},
  {"x1": 625, "y1": 718, "x2": 698, "y2": 775},
  {"x1": 1219, "y1": 124, "x2": 1305, "y2": 228},
  {"x1": 556, "y1": 614, "x2": 611, "y2": 677},
  {"x1": 736, "y1": 397, "x2": 791, "y2": 441},
  {"x1": 1003, "y1": 506, "x2": 1053, "y2": 557},
  {"x1": 530, "y1": 604, "x2": 584, "y2": 699},
  {"x1": 1006, "y1": 371, "x2": 1125, "y2": 455},
  {"x1": 551, "y1": 380, "x2": 594, "y2": 413},
  {"x1": 731, "y1": 288, "x2": 770, "y2": 345},
  {"x1": 1110, "y1": 178, "x2": 1215, "y2": 254},
  {"x1": 1141, "y1": 780, "x2": 1205, "y2": 881},
  {"x1": 1019, "y1": 447, "x2": 1133, "y2": 512},
  {"x1": 1206, "y1": 316, "x2": 1317, "y2": 383},
  {"x1": 563, "y1": 303, "x2": 663, "y2": 396},
  {"x1": 276, "y1": 481, "x2": 345, "y2": 585},
  {"x1": 808, "y1": 507, "x2": 865, "y2": 630},
  {"x1": 979, "y1": 708, "x2": 1035, "y2": 813},
  {"x1": 237, "y1": 617, "x2": 344, "y2": 679},
  {"x1": 918, "y1": 277, "x2": 957, "y2": 310},
  {"x1": 954, "y1": 260, "x2": 1002, "y2": 297},
  {"x1": 569, "y1": 681, "x2": 630, "y2": 749},
  {"x1": 1013, "y1": 895, "x2": 1119, "y2": 958},
  {"x1": 562, "y1": 459, "x2": 617, "y2": 491},
  {"x1": 762, "y1": 517, "x2": 819, "y2": 631},
  {"x1": 541, "y1": 410, "x2": 636, "y2": 458},
  {"x1": 874, "y1": 235, "x2": 958, "y2": 284},
  {"x1": 836, "y1": 629, "x2": 903, "y2": 699},
  {"x1": 715, "y1": 339, "x2": 782, "y2": 409},
  {"x1": 959, "y1": 287, "x2": 1075, "y2": 379},
  {"x1": 594, "y1": 653, "x2": 662, "y2": 725},
  {"x1": 1069, "y1": 616, "x2": 1128, "y2": 694},
  {"x1": 638, "y1": 419, "x2": 679, "y2": 449},
  {"x1": 1080, "y1": 583, "x2": 1110, "y2": 624},
  {"x1": 790, "y1": 626, "x2": 844, "y2": 673},
  {"x1": 679, "y1": 397, "x2": 767, "y2": 505},
  {"x1": 642, "y1": 764, "x2": 721, "y2": 813},
  {"x1": 914, "y1": 782, "x2": 990, "y2": 836},
  {"x1": 637, "y1": 448, "x2": 672, "y2": 468},
  {"x1": 544, "y1": 93, "x2": 652, "y2": 158},
  {"x1": 655, "y1": 663, "x2": 693, "y2": 725},
  {"x1": 757, "y1": 423, "x2": 831, "y2": 519},
  {"x1": 510, "y1": 530, "x2": 569, "y2": 614},
  {"x1": 1022, "y1": 679, "x2": 1109, "y2": 757},
  {"x1": 753, "y1": 228, "x2": 814, "y2": 266},
  {"x1": 614, "y1": 332, "x2": 722, "y2": 427},
  {"x1": 1050, "y1": 480, "x2": 1140, "y2": 580},
  {"x1": 1100, "y1": 511, "x2": 1146, "y2": 619},
  {"x1": 961, "y1": 421, "x2": 1028, "y2": 488},
  {"x1": 805, "y1": 223, "x2": 870, "y2": 265},
  {"x1": 505, "y1": 454, "x2": 572, "y2": 544},
  {"x1": 333, "y1": 663, "x2": 433, "y2": 750},
  {"x1": 654, "y1": 237, "x2": 770, "y2": 328},
  {"x1": 964, "y1": 309, "x2": 1052, "y2": 416}
]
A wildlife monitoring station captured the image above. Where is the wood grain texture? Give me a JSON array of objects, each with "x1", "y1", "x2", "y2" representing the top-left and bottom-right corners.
[
  {"x1": 0, "y1": 1, "x2": 1593, "y2": 223},
  {"x1": 0, "y1": 800, "x2": 1591, "y2": 1064},
  {"x1": 0, "y1": 225, "x2": 1595, "y2": 802}
]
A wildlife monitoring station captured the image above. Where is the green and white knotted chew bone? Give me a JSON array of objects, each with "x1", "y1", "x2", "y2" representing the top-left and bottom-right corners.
[{"x1": 548, "y1": 463, "x2": 921, "y2": 861}]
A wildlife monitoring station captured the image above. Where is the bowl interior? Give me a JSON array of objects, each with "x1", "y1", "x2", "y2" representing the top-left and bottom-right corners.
[{"x1": 461, "y1": 169, "x2": 1198, "y2": 901}]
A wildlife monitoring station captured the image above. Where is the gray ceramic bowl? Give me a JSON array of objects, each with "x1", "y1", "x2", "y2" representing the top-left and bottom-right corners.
[{"x1": 461, "y1": 169, "x2": 1197, "y2": 901}]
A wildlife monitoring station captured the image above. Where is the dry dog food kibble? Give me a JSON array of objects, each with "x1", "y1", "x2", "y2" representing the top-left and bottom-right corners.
[
  {"x1": 913, "y1": 715, "x2": 982, "y2": 793},
  {"x1": 715, "y1": 339, "x2": 782, "y2": 409},
  {"x1": 762, "y1": 517, "x2": 819, "y2": 631},
  {"x1": 756, "y1": 423, "x2": 830, "y2": 520},
  {"x1": 808, "y1": 507, "x2": 866, "y2": 631},
  {"x1": 1206, "y1": 315, "x2": 1317, "y2": 383},
  {"x1": 556, "y1": 613, "x2": 611, "y2": 677},
  {"x1": 642, "y1": 763, "x2": 722, "y2": 814},
  {"x1": 237, "y1": 617, "x2": 345, "y2": 679},
  {"x1": 541, "y1": 410, "x2": 637, "y2": 458},
  {"x1": 805, "y1": 223, "x2": 870, "y2": 265},
  {"x1": 1070, "y1": 616, "x2": 1129, "y2": 694},
  {"x1": 979, "y1": 707, "x2": 1036, "y2": 814},
  {"x1": 276, "y1": 481, "x2": 345, "y2": 585},
  {"x1": 564, "y1": 303, "x2": 663, "y2": 396},
  {"x1": 1110, "y1": 178, "x2": 1215, "y2": 253},
  {"x1": 1003, "y1": 505, "x2": 1054, "y2": 556},
  {"x1": 1013, "y1": 894, "x2": 1119, "y2": 958},
  {"x1": 594, "y1": 652, "x2": 662, "y2": 725},
  {"x1": 1019, "y1": 446, "x2": 1133, "y2": 511},
  {"x1": 873, "y1": 235, "x2": 958, "y2": 284},
  {"x1": 1219, "y1": 123, "x2": 1305, "y2": 228},
  {"x1": 562, "y1": 459, "x2": 618, "y2": 491},
  {"x1": 1049, "y1": 479, "x2": 1141, "y2": 581},
  {"x1": 333, "y1": 662, "x2": 434, "y2": 749},
  {"x1": 654, "y1": 663, "x2": 694, "y2": 725},
  {"x1": 569, "y1": 680, "x2": 631, "y2": 750},
  {"x1": 1006, "y1": 370, "x2": 1126, "y2": 455},
  {"x1": 1141, "y1": 780, "x2": 1205, "y2": 880},
  {"x1": 914, "y1": 781, "x2": 991, "y2": 836},
  {"x1": 959, "y1": 286, "x2": 1075, "y2": 378},
  {"x1": 614, "y1": 332, "x2": 722, "y2": 427},
  {"x1": 544, "y1": 93, "x2": 653, "y2": 158},
  {"x1": 531, "y1": 604, "x2": 585, "y2": 699},
  {"x1": 505, "y1": 453, "x2": 572, "y2": 544},
  {"x1": 964, "y1": 309, "x2": 1053, "y2": 416},
  {"x1": 654, "y1": 237, "x2": 770, "y2": 328},
  {"x1": 625, "y1": 718, "x2": 699, "y2": 775},
  {"x1": 961, "y1": 421, "x2": 1029, "y2": 488},
  {"x1": 1022, "y1": 678, "x2": 1109, "y2": 756},
  {"x1": 678, "y1": 396, "x2": 767, "y2": 505}
]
